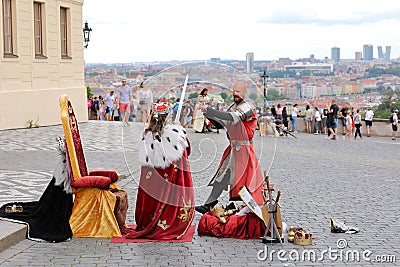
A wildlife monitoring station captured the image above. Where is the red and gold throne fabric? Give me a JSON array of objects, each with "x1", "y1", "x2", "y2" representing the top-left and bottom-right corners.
[{"x1": 59, "y1": 95, "x2": 128, "y2": 237}]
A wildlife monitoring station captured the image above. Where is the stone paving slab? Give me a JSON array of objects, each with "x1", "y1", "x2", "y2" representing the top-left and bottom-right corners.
[
  {"x1": 0, "y1": 221, "x2": 26, "y2": 254},
  {"x1": 0, "y1": 121, "x2": 399, "y2": 266}
]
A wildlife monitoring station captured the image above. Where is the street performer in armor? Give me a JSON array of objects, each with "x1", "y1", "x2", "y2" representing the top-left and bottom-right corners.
[
  {"x1": 195, "y1": 81, "x2": 264, "y2": 214},
  {"x1": 126, "y1": 102, "x2": 195, "y2": 240}
]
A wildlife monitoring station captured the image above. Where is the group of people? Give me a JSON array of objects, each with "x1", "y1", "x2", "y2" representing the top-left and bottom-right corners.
[
  {"x1": 317, "y1": 101, "x2": 375, "y2": 140},
  {"x1": 87, "y1": 78, "x2": 153, "y2": 126},
  {"x1": 88, "y1": 80, "x2": 228, "y2": 134},
  {"x1": 126, "y1": 81, "x2": 264, "y2": 240},
  {"x1": 259, "y1": 100, "x2": 397, "y2": 141}
]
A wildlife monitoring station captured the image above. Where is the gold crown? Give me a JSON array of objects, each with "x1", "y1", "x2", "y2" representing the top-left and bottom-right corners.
[
  {"x1": 209, "y1": 204, "x2": 245, "y2": 224},
  {"x1": 5, "y1": 204, "x2": 23, "y2": 213},
  {"x1": 294, "y1": 230, "x2": 313, "y2": 246}
]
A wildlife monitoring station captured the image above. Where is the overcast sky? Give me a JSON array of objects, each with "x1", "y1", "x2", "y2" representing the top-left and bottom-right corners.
[{"x1": 83, "y1": 0, "x2": 400, "y2": 63}]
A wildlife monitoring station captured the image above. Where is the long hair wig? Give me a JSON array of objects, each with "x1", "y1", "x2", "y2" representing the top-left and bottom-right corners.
[{"x1": 144, "y1": 112, "x2": 168, "y2": 141}]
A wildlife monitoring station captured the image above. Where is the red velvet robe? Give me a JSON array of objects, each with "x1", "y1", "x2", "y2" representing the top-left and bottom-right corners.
[
  {"x1": 126, "y1": 142, "x2": 194, "y2": 240},
  {"x1": 198, "y1": 212, "x2": 266, "y2": 239},
  {"x1": 210, "y1": 111, "x2": 264, "y2": 205}
]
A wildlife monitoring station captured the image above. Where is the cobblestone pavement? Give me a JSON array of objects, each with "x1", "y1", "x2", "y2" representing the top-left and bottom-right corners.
[{"x1": 0, "y1": 121, "x2": 399, "y2": 266}]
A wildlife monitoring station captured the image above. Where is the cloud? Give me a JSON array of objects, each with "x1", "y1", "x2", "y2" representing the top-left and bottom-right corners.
[
  {"x1": 257, "y1": 8, "x2": 400, "y2": 26},
  {"x1": 82, "y1": 0, "x2": 400, "y2": 62}
]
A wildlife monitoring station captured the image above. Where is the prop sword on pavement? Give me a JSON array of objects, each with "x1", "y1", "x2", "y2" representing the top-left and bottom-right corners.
[
  {"x1": 174, "y1": 74, "x2": 189, "y2": 124},
  {"x1": 262, "y1": 170, "x2": 283, "y2": 244}
]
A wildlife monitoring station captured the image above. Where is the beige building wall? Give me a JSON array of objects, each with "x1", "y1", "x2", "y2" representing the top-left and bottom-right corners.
[{"x1": 0, "y1": 0, "x2": 86, "y2": 130}]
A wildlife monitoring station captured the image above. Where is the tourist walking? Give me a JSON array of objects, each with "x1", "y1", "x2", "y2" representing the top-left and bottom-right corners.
[
  {"x1": 343, "y1": 111, "x2": 353, "y2": 140},
  {"x1": 117, "y1": 78, "x2": 132, "y2": 126},
  {"x1": 365, "y1": 107, "x2": 374, "y2": 137},
  {"x1": 391, "y1": 109, "x2": 398, "y2": 141},
  {"x1": 339, "y1": 106, "x2": 348, "y2": 135},
  {"x1": 137, "y1": 81, "x2": 153, "y2": 125},
  {"x1": 105, "y1": 91, "x2": 115, "y2": 121},
  {"x1": 353, "y1": 109, "x2": 362, "y2": 139}
]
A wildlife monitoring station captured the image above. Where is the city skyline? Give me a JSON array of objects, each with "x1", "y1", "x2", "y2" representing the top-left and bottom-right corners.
[{"x1": 83, "y1": 0, "x2": 400, "y2": 63}]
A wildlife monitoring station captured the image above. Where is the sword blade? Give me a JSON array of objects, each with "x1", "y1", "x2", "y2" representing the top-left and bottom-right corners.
[{"x1": 174, "y1": 74, "x2": 189, "y2": 123}]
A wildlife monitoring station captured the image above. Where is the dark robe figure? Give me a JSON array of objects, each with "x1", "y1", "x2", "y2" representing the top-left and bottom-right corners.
[{"x1": 0, "y1": 137, "x2": 73, "y2": 242}]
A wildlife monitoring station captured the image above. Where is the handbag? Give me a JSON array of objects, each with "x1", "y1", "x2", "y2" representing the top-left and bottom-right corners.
[{"x1": 139, "y1": 100, "x2": 145, "y2": 105}]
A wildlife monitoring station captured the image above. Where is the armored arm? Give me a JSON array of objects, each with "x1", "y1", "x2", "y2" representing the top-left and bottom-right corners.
[
  {"x1": 230, "y1": 102, "x2": 256, "y2": 124},
  {"x1": 204, "y1": 107, "x2": 234, "y2": 121}
]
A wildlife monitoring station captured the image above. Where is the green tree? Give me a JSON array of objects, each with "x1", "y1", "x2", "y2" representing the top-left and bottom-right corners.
[
  {"x1": 223, "y1": 93, "x2": 233, "y2": 106},
  {"x1": 86, "y1": 86, "x2": 93, "y2": 99},
  {"x1": 188, "y1": 91, "x2": 198, "y2": 99},
  {"x1": 219, "y1": 92, "x2": 228, "y2": 100},
  {"x1": 249, "y1": 93, "x2": 258, "y2": 101},
  {"x1": 265, "y1": 88, "x2": 287, "y2": 101},
  {"x1": 374, "y1": 90, "x2": 400, "y2": 119}
]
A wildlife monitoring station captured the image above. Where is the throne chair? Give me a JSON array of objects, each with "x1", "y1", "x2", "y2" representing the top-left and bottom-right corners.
[{"x1": 59, "y1": 94, "x2": 128, "y2": 237}]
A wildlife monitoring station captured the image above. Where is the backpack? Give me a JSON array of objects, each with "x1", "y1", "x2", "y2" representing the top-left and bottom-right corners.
[
  {"x1": 95, "y1": 100, "x2": 100, "y2": 111},
  {"x1": 173, "y1": 103, "x2": 179, "y2": 112},
  {"x1": 389, "y1": 114, "x2": 394, "y2": 123}
]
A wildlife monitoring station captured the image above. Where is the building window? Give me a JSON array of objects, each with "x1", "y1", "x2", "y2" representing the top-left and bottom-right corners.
[
  {"x1": 2, "y1": 0, "x2": 14, "y2": 55},
  {"x1": 34, "y1": 2, "x2": 43, "y2": 57},
  {"x1": 60, "y1": 7, "x2": 69, "y2": 58}
]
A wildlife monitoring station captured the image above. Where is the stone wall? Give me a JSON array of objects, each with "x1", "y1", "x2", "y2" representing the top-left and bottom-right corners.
[{"x1": 292, "y1": 117, "x2": 394, "y2": 137}]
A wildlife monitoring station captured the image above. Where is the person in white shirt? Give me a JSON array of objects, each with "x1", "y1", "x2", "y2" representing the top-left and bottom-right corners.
[
  {"x1": 137, "y1": 82, "x2": 153, "y2": 125},
  {"x1": 365, "y1": 108, "x2": 374, "y2": 137},
  {"x1": 290, "y1": 103, "x2": 300, "y2": 132},
  {"x1": 391, "y1": 109, "x2": 398, "y2": 141},
  {"x1": 105, "y1": 91, "x2": 115, "y2": 121},
  {"x1": 313, "y1": 107, "x2": 322, "y2": 134},
  {"x1": 353, "y1": 109, "x2": 362, "y2": 139}
]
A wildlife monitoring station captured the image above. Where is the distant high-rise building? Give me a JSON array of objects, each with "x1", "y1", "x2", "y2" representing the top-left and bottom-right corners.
[
  {"x1": 377, "y1": 46, "x2": 384, "y2": 59},
  {"x1": 377, "y1": 45, "x2": 391, "y2": 60},
  {"x1": 246, "y1": 52, "x2": 254, "y2": 74},
  {"x1": 385, "y1": 46, "x2": 391, "y2": 59},
  {"x1": 355, "y1": 52, "x2": 362, "y2": 61},
  {"x1": 331, "y1": 47, "x2": 340, "y2": 62},
  {"x1": 363, "y1": 44, "x2": 373, "y2": 60}
]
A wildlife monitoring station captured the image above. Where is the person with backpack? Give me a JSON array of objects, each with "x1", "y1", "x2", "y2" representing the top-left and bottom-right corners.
[
  {"x1": 172, "y1": 98, "x2": 180, "y2": 122},
  {"x1": 326, "y1": 99, "x2": 339, "y2": 140},
  {"x1": 91, "y1": 96, "x2": 100, "y2": 120},
  {"x1": 390, "y1": 109, "x2": 398, "y2": 141}
]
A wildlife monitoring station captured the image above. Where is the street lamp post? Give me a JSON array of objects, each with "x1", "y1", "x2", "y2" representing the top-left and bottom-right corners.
[
  {"x1": 261, "y1": 70, "x2": 269, "y2": 113},
  {"x1": 83, "y1": 21, "x2": 92, "y2": 48}
]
